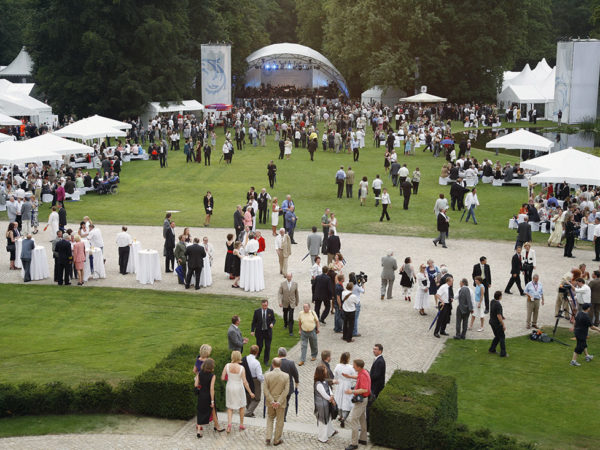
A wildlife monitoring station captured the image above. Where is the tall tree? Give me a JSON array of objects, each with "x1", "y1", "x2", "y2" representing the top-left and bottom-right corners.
[
  {"x1": 266, "y1": 0, "x2": 298, "y2": 43},
  {"x1": 28, "y1": 0, "x2": 193, "y2": 118},
  {"x1": 295, "y1": 0, "x2": 326, "y2": 53},
  {"x1": 0, "y1": 0, "x2": 31, "y2": 65}
]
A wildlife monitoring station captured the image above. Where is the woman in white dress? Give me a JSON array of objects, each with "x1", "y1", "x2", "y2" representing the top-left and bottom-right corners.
[
  {"x1": 414, "y1": 264, "x2": 430, "y2": 315},
  {"x1": 548, "y1": 210, "x2": 564, "y2": 247},
  {"x1": 284, "y1": 138, "x2": 292, "y2": 159},
  {"x1": 329, "y1": 213, "x2": 338, "y2": 235},
  {"x1": 45, "y1": 206, "x2": 59, "y2": 238},
  {"x1": 221, "y1": 350, "x2": 254, "y2": 433},
  {"x1": 469, "y1": 277, "x2": 486, "y2": 331},
  {"x1": 359, "y1": 176, "x2": 368, "y2": 207},
  {"x1": 271, "y1": 197, "x2": 280, "y2": 236},
  {"x1": 333, "y1": 352, "x2": 356, "y2": 427}
]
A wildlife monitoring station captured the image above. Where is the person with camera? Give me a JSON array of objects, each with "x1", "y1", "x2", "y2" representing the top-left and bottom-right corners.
[
  {"x1": 344, "y1": 359, "x2": 371, "y2": 450},
  {"x1": 524, "y1": 273, "x2": 544, "y2": 329},
  {"x1": 570, "y1": 303, "x2": 600, "y2": 366}
]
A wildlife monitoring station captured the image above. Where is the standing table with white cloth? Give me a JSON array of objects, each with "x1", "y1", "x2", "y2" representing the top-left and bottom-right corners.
[
  {"x1": 14, "y1": 238, "x2": 23, "y2": 269},
  {"x1": 83, "y1": 247, "x2": 106, "y2": 281},
  {"x1": 126, "y1": 240, "x2": 142, "y2": 274},
  {"x1": 239, "y1": 255, "x2": 265, "y2": 292},
  {"x1": 588, "y1": 224, "x2": 597, "y2": 241},
  {"x1": 187, "y1": 256, "x2": 213, "y2": 287},
  {"x1": 22, "y1": 246, "x2": 49, "y2": 281},
  {"x1": 136, "y1": 249, "x2": 161, "y2": 285}
]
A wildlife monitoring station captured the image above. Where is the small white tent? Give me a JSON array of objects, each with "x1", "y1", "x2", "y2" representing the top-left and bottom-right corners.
[
  {"x1": 0, "y1": 79, "x2": 53, "y2": 125},
  {"x1": 529, "y1": 148, "x2": 600, "y2": 185},
  {"x1": 0, "y1": 47, "x2": 33, "y2": 81},
  {"x1": 485, "y1": 129, "x2": 554, "y2": 153},
  {"x1": 142, "y1": 100, "x2": 204, "y2": 124},
  {"x1": 0, "y1": 140, "x2": 62, "y2": 164},
  {"x1": 0, "y1": 112, "x2": 21, "y2": 126},
  {"x1": 361, "y1": 86, "x2": 406, "y2": 107},
  {"x1": 400, "y1": 92, "x2": 447, "y2": 103},
  {"x1": 55, "y1": 115, "x2": 128, "y2": 140}
]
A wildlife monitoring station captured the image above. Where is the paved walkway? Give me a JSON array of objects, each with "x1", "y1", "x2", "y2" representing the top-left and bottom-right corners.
[{"x1": 1, "y1": 220, "x2": 594, "y2": 448}]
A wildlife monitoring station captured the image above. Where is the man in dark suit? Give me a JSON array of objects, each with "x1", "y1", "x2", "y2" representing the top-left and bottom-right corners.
[
  {"x1": 278, "y1": 139, "x2": 285, "y2": 159},
  {"x1": 228, "y1": 315, "x2": 248, "y2": 352},
  {"x1": 164, "y1": 221, "x2": 175, "y2": 272},
  {"x1": 563, "y1": 214, "x2": 576, "y2": 258},
  {"x1": 58, "y1": 202, "x2": 67, "y2": 232},
  {"x1": 251, "y1": 299, "x2": 276, "y2": 364},
  {"x1": 55, "y1": 235, "x2": 72, "y2": 285},
  {"x1": 401, "y1": 180, "x2": 412, "y2": 209},
  {"x1": 504, "y1": 246, "x2": 525, "y2": 295},
  {"x1": 472, "y1": 256, "x2": 492, "y2": 313},
  {"x1": 257, "y1": 188, "x2": 270, "y2": 224},
  {"x1": 370, "y1": 343, "x2": 386, "y2": 399},
  {"x1": 454, "y1": 278, "x2": 474, "y2": 339},
  {"x1": 433, "y1": 208, "x2": 449, "y2": 248},
  {"x1": 313, "y1": 267, "x2": 333, "y2": 323},
  {"x1": 326, "y1": 229, "x2": 341, "y2": 265},
  {"x1": 450, "y1": 178, "x2": 468, "y2": 210},
  {"x1": 185, "y1": 237, "x2": 206, "y2": 290},
  {"x1": 515, "y1": 216, "x2": 532, "y2": 249},
  {"x1": 390, "y1": 161, "x2": 401, "y2": 186},
  {"x1": 20, "y1": 234, "x2": 35, "y2": 282},
  {"x1": 233, "y1": 205, "x2": 244, "y2": 240},
  {"x1": 273, "y1": 347, "x2": 298, "y2": 421}
]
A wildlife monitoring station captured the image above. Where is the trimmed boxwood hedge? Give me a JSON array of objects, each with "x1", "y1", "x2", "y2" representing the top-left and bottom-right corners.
[
  {"x1": 369, "y1": 370, "x2": 534, "y2": 449},
  {"x1": 0, "y1": 344, "x2": 232, "y2": 420},
  {"x1": 369, "y1": 370, "x2": 458, "y2": 449}
]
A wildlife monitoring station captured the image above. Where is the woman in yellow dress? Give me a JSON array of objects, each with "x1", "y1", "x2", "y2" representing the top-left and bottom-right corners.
[{"x1": 548, "y1": 210, "x2": 564, "y2": 247}]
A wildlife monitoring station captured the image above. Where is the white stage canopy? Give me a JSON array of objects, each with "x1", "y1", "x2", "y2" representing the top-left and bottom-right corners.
[
  {"x1": 0, "y1": 112, "x2": 21, "y2": 126},
  {"x1": 485, "y1": 129, "x2": 554, "y2": 152},
  {"x1": 400, "y1": 92, "x2": 447, "y2": 103},
  {"x1": 0, "y1": 132, "x2": 16, "y2": 142},
  {"x1": 55, "y1": 115, "x2": 128, "y2": 140},
  {"x1": 0, "y1": 140, "x2": 62, "y2": 164},
  {"x1": 529, "y1": 149, "x2": 600, "y2": 185}
]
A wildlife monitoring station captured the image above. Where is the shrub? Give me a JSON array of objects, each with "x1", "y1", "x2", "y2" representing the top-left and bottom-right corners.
[
  {"x1": 432, "y1": 423, "x2": 535, "y2": 449},
  {"x1": 71, "y1": 381, "x2": 116, "y2": 413},
  {"x1": 369, "y1": 370, "x2": 457, "y2": 449},
  {"x1": 39, "y1": 382, "x2": 73, "y2": 415}
]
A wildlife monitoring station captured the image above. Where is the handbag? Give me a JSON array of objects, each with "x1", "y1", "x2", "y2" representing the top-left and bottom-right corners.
[{"x1": 329, "y1": 401, "x2": 338, "y2": 418}]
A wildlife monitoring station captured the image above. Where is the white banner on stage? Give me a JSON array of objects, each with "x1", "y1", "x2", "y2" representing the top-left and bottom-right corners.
[{"x1": 201, "y1": 44, "x2": 232, "y2": 105}]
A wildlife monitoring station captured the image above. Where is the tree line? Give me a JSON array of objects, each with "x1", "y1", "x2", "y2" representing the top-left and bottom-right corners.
[{"x1": 0, "y1": 0, "x2": 597, "y2": 118}]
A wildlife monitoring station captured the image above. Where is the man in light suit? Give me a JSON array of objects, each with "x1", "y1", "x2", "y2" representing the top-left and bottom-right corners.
[
  {"x1": 228, "y1": 315, "x2": 248, "y2": 352},
  {"x1": 185, "y1": 237, "x2": 206, "y2": 290},
  {"x1": 380, "y1": 250, "x2": 398, "y2": 300},
  {"x1": 278, "y1": 273, "x2": 299, "y2": 336},
  {"x1": 251, "y1": 300, "x2": 276, "y2": 364},
  {"x1": 306, "y1": 226, "x2": 322, "y2": 264},
  {"x1": 273, "y1": 347, "x2": 298, "y2": 421},
  {"x1": 275, "y1": 228, "x2": 292, "y2": 276},
  {"x1": 20, "y1": 234, "x2": 35, "y2": 282},
  {"x1": 454, "y1": 278, "x2": 474, "y2": 339},
  {"x1": 264, "y1": 357, "x2": 290, "y2": 446}
]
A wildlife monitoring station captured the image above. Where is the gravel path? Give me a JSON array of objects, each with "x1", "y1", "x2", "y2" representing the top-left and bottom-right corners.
[{"x1": 1, "y1": 219, "x2": 593, "y2": 448}]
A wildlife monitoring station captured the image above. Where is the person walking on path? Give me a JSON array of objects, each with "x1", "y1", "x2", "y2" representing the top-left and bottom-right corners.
[
  {"x1": 461, "y1": 188, "x2": 479, "y2": 224},
  {"x1": 379, "y1": 188, "x2": 391, "y2": 221},
  {"x1": 504, "y1": 246, "x2": 525, "y2": 296},
  {"x1": 278, "y1": 273, "x2": 299, "y2": 336},
  {"x1": 454, "y1": 278, "x2": 474, "y2": 339},
  {"x1": 433, "y1": 208, "x2": 449, "y2": 248},
  {"x1": 434, "y1": 276, "x2": 453, "y2": 338},
  {"x1": 194, "y1": 358, "x2": 216, "y2": 438},
  {"x1": 298, "y1": 303, "x2": 320, "y2": 365},
  {"x1": 336, "y1": 166, "x2": 346, "y2": 198},
  {"x1": 489, "y1": 291, "x2": 508, "y2": 357},
  {"x1": 314, "y1": 364, "x2": 338, "y2": 443},
  {"x1": 380, "y1": 250, "x2": 397, "y2": 300},
  {"x1": 344, "y1": 359, "x2": 371, "y2": 450},
  {"x1": 264, "y1": 357, "x2": 290, "y2": 446}
]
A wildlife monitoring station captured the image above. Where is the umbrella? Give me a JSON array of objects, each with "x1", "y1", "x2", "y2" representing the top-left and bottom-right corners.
[
  {"x1": 301, "y1": 252, "x2": 310, "y2": 261},
  {"x1": 428, "y1": 306, "x2": 443, "y2": 331},
  {"x1": 205, "y1": 103, "x2": 232, "y2": 111},
  {"x1": 440, "y1": 138, "x2": 454, "y2": 145},
  {"x1": 295, "y1": 387, "x2": 298, "y2": 415}
]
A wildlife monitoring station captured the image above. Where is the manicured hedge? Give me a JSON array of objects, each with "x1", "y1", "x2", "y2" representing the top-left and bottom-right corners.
[
  {"x1": 0, "y1": 344, "x2": 232, "y2": 420},
  {"x1": 369, "y1": 370, "x2": 534, "y2": 449}
]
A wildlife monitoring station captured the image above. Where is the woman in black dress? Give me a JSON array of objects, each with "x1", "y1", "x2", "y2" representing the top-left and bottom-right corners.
[
  {"x1": 203, "y1": 191, "x2": 213, "y2": 227},
  {"x1": 194, "y1": 358, "x2": 216, "y2": 438},
  {"x1": 224, "y1": 234, "x2": 235, "y2": 279},
  {"x1": 231, "y1": 241, "x2": 242, "y2": 288}
]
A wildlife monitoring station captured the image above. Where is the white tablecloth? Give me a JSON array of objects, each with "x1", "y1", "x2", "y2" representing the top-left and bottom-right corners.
[
  {"x1": 187, "y1": 256, "x2": 213, "y2": 287},
  {"x1": 136, "y1": 249, "x2": 161, "y2": 285},
  {"x1": 14, "y1": 238, "x2": 23, "y2": 269},
  {"x1": 588, "y1": 224, "x2": 597, "y2": 241},
  {"x1": 83, "y1": 247, "x2": 106, "y2": 281},
  {"x1": 22, "y1": 246, "x2": 49, "y2": 281},
  {"x1": 126, "y1": 241, "x2": 141, "y2": 274},
  {"x1": 239, "y1": 256, "x2": 265, "y2": 292}
]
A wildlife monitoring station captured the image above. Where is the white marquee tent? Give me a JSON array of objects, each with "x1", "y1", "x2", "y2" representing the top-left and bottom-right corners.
[
  {"x1": 485, "y1": 129, "x2": 554, "y2": 153},
  {"x1": 0, "y1": 47, "x2": 33, "y2": 80},
  {"x1": 142, "y1": 100, "x2": 204, "y2": 124},
  {"x1": 529, "y1": 148, "x2": 600, "y2": 185},
  {"x1": 55, "y1": 115, "x2": 128, "y2": 140},
  {"x1": 0, "y1": 140, "x2": 62, "y2": 164},
  {"x1": 521, "y1": 147, "x2": 590, "y2": 171},
  {"x1": 361, "y1": 86, "x2": 406, "y2": 107},
  {"x1": 0, "y1": 132, "x2": 16, "y2": 142},
  {"x1": 400, "y1": 92, "x2": 447, "y2": 103},
  {"x1": 0, "y1": 112, "x2": 21, "y2": 126},
  {"x1": 0, "y1": 79, "x2": 53, "y2": 125},
  {"x1": 28, "y1": 133, "x2": 94, "y2": 155}
]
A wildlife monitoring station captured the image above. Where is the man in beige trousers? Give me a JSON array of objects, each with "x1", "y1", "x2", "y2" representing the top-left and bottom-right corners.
[
  {"x1": 264, "y1": 357, "x2": 290, "y2": 446},
  {"x1": 275, "y1": 228, "x2": 292, "y2": 276}
]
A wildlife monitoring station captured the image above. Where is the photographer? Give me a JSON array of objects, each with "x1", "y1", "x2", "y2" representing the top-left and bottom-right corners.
[
  {"x1": 569, "y1": 303, "x2": 600, "y2": 366},
  {"x1": 344, "y1": 359, "x2": 371, "y2": 450},
  {"x1": 349, "y1": 272, "x2": 366, "y2": 337}
]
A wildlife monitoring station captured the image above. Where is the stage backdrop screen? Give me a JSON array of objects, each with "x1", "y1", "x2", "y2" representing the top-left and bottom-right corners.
[{"x1": 201, "y1": 44, "x2": 231, "y2": 105}]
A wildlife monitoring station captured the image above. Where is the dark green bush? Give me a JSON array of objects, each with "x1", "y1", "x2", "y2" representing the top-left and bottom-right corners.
[
  {"x1": 39, "y1": 382, "x2": 73, "y2": 415},
  {"x1": 71, "y1": 381, "x2": 116, "y2": 413},
  {"x1": 369, "y1": 370, "x2": 458, "y2": 449},
  {"x1": 431, "y1": 423, "x2": 535, "y2": 449}
]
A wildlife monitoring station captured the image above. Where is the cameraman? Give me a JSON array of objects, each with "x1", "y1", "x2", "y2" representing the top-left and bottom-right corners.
[
  {"x1": 349, "y1": 272, "x2": 366, "y2": 338},
  {"x1": 570, "y1": 303, "x2": 600, "y2": 366}
]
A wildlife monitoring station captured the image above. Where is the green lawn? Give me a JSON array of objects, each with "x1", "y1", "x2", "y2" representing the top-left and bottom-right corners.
[
  {"x1": 429, "y1": 328, "x2": 599, "y2": 449},
  {"x1": 0, "y1": 414, "x2": 184, "y2": 438},
  {"x1": 11, "y1": 123, "x2": 556, "y2": 243},
  {"x1": 0, "y1": 284, "x2": 297, "y2": 385}
]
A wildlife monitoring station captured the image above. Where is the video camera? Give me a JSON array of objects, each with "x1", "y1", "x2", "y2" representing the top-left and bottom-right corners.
[{"x1": 355, "y1": 271, "x2": 368, "y2": 286}]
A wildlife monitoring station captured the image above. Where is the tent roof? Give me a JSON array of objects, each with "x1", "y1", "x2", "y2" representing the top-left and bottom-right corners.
[
  {"x1": 0, "y1": 79, "x2": 51, "y2": 116},
  {"x1": 400, "y1": 92, "x2": 447, "y2": 102},
  {"x1": 530, "y1": 149, "x2": 600, "y2": 185},
  {"x1": 28, "y1": 133, "x2": 94, "y2": 155},
  {"x1": 0, "y1": 112, "x2": 21, "y2": 126},
  {"x1": 246, "y1": 43, "x2": 348, "y2": 96},
  {"x1": 0, "y1": 47, "x2": 33, "y2": 77},
  {"x1": 55, "y1": 115, "x2": 129, "y2": 140},
  {"x1": 521, "y1": 147, "x2": 591, "y2": 171},
  {"x1": 0, "y1": 132, "x2": 16, "y2": 142},
  {"x1": 497, "y1": 84, "x2": 548, "y2": 103},
  {"x1": 0, "y1": 140, "x2": 62, "y2": 164},
  {"x1": 148, "y1": 100, "x2": 204, "y2": 114},
  {"x1": 485, "y1": 129, "x2": 554, "y2": 152}
]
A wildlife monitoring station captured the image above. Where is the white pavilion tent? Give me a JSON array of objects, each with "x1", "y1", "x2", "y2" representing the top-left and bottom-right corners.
[
  {"x1": 0, "y1": 47, "x2": 33, "y2": 80},
  {"x1": 0, "y1": 112, "x2": 21, "y2": 126},
  {"x1": 400, "y1": 92, "x2": 447, "y2": 103},
  {"x1": 361, "y1": 86, "x2": 406, "y2": 106},
  {"x1": 27, "y1": 133, "x2": 94, "y2": 155},
  {"x1": 142, "y1": 100, "x2": 204, "y2": 124},
  {"x1": 0, "y1": 79, "x2": 53, "y2": 125},
  {"x1": 529, "y1": 149, "x2": 600, "y2": 185},
  {"x1": 485, "y1": 129, "x2": 554, "y2": 153},
  {"x1": 0, "y1": 132, "x2": 16, "y2": 142},
  {"x1": 0, "y1": 140, "x2": 62, "y2": 164},
  {"x1": 55, "y1": 115, "x2": 128, "y2": 140}
]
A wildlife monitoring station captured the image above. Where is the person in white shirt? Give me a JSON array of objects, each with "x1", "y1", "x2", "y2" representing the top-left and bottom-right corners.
[
  {"x1": 461, "y1": 188, "x2": 480, "y2": 224},
  {"x1": 372, "y1": 175, "x2": 383, "y2": 206},
  {"x1": 243, "y1": 345, "x2": 264, "y2": 418},
  {"x1": 379, "y1": 188, "x2": 391, "y2": 221},
  {"x1": 245, "y1": 233, "x2": 259, "y2": 255},
  {"x1": 311, "y1": 256, "x2": 322, "y2": 280},
  {"x1": 434, "y1": 276, "x2": 453, "y2": 337},
  {"x1": 341, "y1": 282, "x2": 360, "y2": 342},
  {"x1": 115, "y1": 226, "x2": 133, "y2": 274},
  {"x1": 87, "y1": 224, "x2": 104, "y2": 253},
  {"x1": 572, "y1": 277, "x2": 591, "y2": 308}
]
